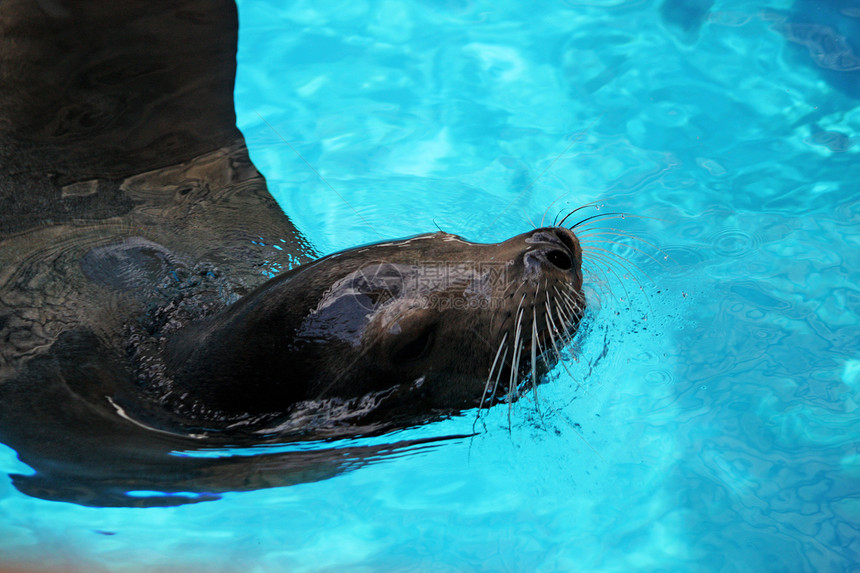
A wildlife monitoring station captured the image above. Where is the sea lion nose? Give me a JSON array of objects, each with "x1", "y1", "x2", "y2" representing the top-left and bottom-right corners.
[
  {"x1": 522, "y1": 227, "x2": 581, "y2": 274},
  {"x1": 526, "y1": 245, "x2": 574, "y2": 272},
  {"x1": 541, "y1": 247, "x2": 574, "y2": 270}
]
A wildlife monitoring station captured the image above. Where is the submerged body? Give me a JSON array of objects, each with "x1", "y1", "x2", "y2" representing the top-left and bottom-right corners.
[{"x1": 0, "y1": 0, "x2": 585, "y2": 505}]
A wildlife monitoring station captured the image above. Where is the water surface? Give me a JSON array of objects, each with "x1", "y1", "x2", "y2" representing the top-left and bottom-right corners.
[{"x1": 2, "y1": 0, "x2": 859, "y2": 571}]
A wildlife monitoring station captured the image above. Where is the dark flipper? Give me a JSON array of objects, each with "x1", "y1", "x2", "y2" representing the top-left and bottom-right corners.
[
  {"x1": 0, "y1": 0, "x2": 310, "y2": 256},
  {"x1": 0, "y1": 1, "x2": 332, "y2": 506},
  {"x1": 3, "y1": 0, "x2": 242, "y2": 180}
]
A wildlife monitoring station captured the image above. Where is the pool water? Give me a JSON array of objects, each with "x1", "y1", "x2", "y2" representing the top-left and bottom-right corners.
[{"x1": 3, "y1": 0, "x2": 860, "y2": 571}]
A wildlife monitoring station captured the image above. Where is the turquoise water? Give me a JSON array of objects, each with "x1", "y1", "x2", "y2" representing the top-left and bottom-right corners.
[{"x1": 3, "y1": 0, "x2": 860, "y2": 571}]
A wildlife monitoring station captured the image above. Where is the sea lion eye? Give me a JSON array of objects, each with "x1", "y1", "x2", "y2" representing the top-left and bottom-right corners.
[{"x1": 391, "y1": 325, "x2": 436, "y2": 363}]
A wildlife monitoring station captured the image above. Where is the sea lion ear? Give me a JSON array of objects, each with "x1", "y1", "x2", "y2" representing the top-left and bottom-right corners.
[{"x1": 390, "y1": 321, "x2": 437, "y2": 363}]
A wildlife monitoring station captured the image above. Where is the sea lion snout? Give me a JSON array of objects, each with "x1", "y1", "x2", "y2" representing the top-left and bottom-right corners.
[{"x1": 516, "y1": 227, "x2": 583, "y2": 282}]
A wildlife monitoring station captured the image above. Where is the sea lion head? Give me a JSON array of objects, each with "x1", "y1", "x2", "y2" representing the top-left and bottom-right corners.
[{"x1": 162, "y1": 226, "x2": 585, "y2": 432}]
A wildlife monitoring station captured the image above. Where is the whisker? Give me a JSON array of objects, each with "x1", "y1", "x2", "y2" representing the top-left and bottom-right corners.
[
  {"x1": 579, "y1": 257, "x2": 620, "y2": 305},
  {"x1": 544, "y1": 292, "x2": 570, "y2": 346},
  {"x1": 535, "y1": 306, "x2": 604, "y2": 460},
  {"x1": 580, "y1": 237, "x2": 669, "y2": 270},
  {"x1": 555, "y1": 200, "x2": 605, "y2": 227},
  {"x1": 474, "y1": 331, "x2": 509, "y2": 430},
  {"x1": 486, "y1": 346, "x2": 509, "y2": 416},
  {"x1": 582, "y1": 249, "x2": 636, "y2": 303},
  {"x1": 581, "y1": 244, "x2": 656, "y2": 287},
  {"x1": 570, "y1": 212, "x2": 628, "y2": 229},
  {"x1": 553, "y1": 286, "x2": 584, "y2": 335},
  {"x1": 575, "y1": 229, "x2": 674, "y2": 265},
  {"x1": 556, "y1": 281, "x2": 585, "y2": 309},
  {"x1": 572, "y1": 212, "x2": 664, "y2": 230},
  {"x1": 551, "y1": 296, "x2": 575, "y2": 348},
  {"x1": 531, "y1": 301, "x2": 545, "y2": 424},
  {"x1": 507, "y1": 293, "x2": 527, "y2": 430},
  {"x1": 541, "y1": 195, "x2": 570, "y2": 228},
  {"x1": 549, "y1": 293, "x2": 576, "y2": 345},
  {"x1": 582, "y1": 245, "x2": 657, "y2": 317},
  {"x1": 544, "y1": 300, "x2": 585, "y2": 391}
]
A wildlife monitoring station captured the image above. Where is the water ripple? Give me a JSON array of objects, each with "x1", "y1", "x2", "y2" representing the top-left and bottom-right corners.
[{"x1": 710, "y1": 228, "x2": 760, "y2": 258}]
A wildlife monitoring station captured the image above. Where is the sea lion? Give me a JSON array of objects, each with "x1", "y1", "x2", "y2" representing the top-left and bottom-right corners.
[
  {"x1": 144, "y1": 225, "x2": 584, "y2": 434},
  {"x1": 0, "y1": 0, "x2": 585, "y2": 506}
]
